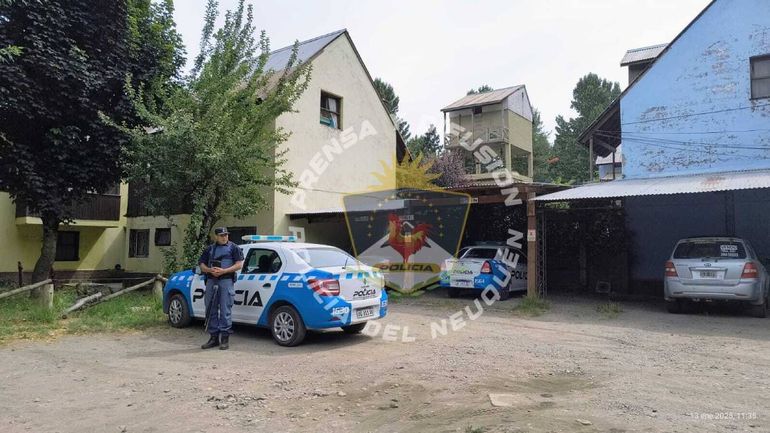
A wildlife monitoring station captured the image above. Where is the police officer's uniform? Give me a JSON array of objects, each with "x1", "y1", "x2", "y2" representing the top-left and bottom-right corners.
[{"x1": 199, "y1": 227, "x2": 244, "y2": 350}]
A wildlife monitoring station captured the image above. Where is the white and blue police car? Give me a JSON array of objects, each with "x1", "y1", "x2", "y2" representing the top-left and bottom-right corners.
[
  {"x1": 439, "y1": 245, "x2": 527, "y2": 300},
  {"x1": 162, "y1": 235, "x2": 388, "y2": 346}
]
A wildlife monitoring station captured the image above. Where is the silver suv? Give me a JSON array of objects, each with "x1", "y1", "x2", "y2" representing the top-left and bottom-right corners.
[{"x1": 664, "y1": 237, "x2": 768, "y2": 317}]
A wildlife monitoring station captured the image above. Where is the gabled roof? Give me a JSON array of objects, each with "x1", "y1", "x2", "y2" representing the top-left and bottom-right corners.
[
  {"x1": 264, "y1": 29, "x2": 409, "y2": 159},
  {"x1": 577, "y1": 0, "x2": 718, "y2": 150},
  {"x1": 620, "y1": 43, "x2": 668, "y2": 66},
  {"x1": 264, "y1": 29, "x2": 346, "y2": 71},
  {"x1": 441, "y1": 85, "x2": 524, "y2": 112}
]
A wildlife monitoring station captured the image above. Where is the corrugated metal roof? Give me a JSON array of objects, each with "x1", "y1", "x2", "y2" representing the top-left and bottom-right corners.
[
  {"x1": 620, "y1": 43, "x2": 668, "y2": 66},
  {"x1": 441, "y1": 85, "x2": 524, "y2": 112},
  {"x1": 264, "y1": 29, "x2": 346, "y2": 72},
  {"x1": 534, "y1": 169, "x2": 770, "y2": 201}
]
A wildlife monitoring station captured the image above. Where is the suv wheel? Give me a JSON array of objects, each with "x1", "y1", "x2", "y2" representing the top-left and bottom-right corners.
[
  {"x1": 665, "y1": 299, "x2": 682, "y2": 314},
  {"x1": 270, "y1": 305, "x2": 307, "y2": 346},
  {"x1": 168, "y1": 293, "x2": 192, "y2": 328},
  {"x1": 748, "y1": 297, "x2": 768, "y2": 318}
]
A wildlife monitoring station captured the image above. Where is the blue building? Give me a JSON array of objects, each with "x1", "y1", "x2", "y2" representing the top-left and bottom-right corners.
[{"x1": 537, "y1": 0, "x2": 770, "y2": 296}]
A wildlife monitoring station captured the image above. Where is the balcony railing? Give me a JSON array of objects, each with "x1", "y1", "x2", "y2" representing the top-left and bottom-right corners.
[
  {"x1": 16, "y1": 194, "x2": 121, "y2": 221},
  {"x1": 447, "y1": 127, "x2": 509, "y2": 148}
]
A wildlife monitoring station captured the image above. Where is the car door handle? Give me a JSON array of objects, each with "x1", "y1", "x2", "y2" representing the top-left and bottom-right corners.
[{"x1": 262, "y1": 283, "x2": 271, "y2": 288}]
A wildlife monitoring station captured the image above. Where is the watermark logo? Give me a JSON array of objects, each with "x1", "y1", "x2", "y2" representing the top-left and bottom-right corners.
[{"x1": 342, "y1": 160, "x2": 471, "y2": 294}]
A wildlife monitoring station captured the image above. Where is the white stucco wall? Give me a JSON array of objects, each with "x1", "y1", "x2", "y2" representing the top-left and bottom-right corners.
[{"x1": 273, "y1": 33, "x2": 397, "y2": 236}]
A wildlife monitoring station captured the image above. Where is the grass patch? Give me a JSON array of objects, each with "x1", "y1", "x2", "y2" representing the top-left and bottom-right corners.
[
  {"x1": 596, "y1": 302, "x2": 623, "y2": 319},
  {"x1": 465, "y1": 426, "x2": 486, "y2": 433},
  {"x1": 0, "y1": 288, "x2": 165, "y2": 344},
  {"x1": 513, "y1": 295, "x2": 550, "y2": 317}
]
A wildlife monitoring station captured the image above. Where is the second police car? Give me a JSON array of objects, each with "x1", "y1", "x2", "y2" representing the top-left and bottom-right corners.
[
  {"x1": 162, "y1": 235, "x2": 388, "y2": 346},
  {"x1": 440, "y1": 245, "x2": 527, "y2": 299}
]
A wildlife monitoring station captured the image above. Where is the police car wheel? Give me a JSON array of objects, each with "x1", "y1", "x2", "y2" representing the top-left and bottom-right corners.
[
  {"x1": 270, "y1": 305, "x2": 307, "y2": 347},
  {"x1": 341, "y1": 323, "x2": 367, "y2": 334},
  {"x1": 168, "y1": 294, "x2": 192, "y2": 328}
]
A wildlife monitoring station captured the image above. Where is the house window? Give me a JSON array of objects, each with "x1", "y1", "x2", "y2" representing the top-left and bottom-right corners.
[
  {"x1": 320, "y1": 92, "x2": 342, "y2": 129},
  {"x1": 55, "y1": 231, "x2": 80, "y2": 261},
  {"x1": 751, "y1": 55, "x2": 770, "y2": 99},
  {"x1": 154, "y1": 228, "x2": 171, "y2": 246},
  {"x1": 129, "y1": 229, "x2": 150, "y2": 258}
]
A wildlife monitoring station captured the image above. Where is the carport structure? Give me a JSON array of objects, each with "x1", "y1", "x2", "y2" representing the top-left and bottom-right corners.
[{"x1": 531, "y1": 169, "x2": 770, "y2": 298}]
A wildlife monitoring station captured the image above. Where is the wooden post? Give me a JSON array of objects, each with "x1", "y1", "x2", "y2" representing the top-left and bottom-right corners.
[
  {"x1": 527, "y1": 192, "x2": 538, "y2": 298},
  {"x1": 17, "y1": 261, "x2": 23, "y2": 287},
  {"x1": 40, "y1": 282, "x2": 54, "y2": 310},
  {"x1": 153, "y1": 275, "x2": 164, "y2": 300},
  {"x1": 589, "y1": 135, "x2": 594, "y2": 182},
  {"x1": 0, "y1": 279, "x2": 52, "y2": 300}
]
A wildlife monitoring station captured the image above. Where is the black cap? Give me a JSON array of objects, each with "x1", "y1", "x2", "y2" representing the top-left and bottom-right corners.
[{"x1": 214, "y1": 227, "x2": 229, "y2": 236}]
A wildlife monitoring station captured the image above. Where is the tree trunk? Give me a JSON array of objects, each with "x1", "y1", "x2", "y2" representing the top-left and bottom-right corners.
[{"x1": 31, "y1": 213, "x2": 59, "y2": 296}]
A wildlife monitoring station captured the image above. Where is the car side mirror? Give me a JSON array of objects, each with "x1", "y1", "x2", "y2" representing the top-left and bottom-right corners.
[{"x1": 193, "y1": 265, "x2": 202, "y2": 275}]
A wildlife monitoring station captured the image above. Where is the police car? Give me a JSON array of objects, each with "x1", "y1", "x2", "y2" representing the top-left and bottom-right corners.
[
  {"x1": 162, "y1": 235, "x2": 388, "y2": 346},
  {"x1": 439, "y1": 245, "x2": 527, "y2": 299}
]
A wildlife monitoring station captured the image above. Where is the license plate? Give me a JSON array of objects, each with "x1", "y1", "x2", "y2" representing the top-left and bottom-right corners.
[
  {"x1": 452, "y1": 279, "x2": 474, "y2": 288},
  {"x1": 355, "y1": 307, "x2": 374, "y2": 319},
  {"x1": 699, "y1": 270, "x2": 717, "y2": 279}
]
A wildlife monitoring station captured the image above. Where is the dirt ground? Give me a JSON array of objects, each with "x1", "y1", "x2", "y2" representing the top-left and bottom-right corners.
[{"x1": 1, "y1": 291, "x2": 769, "y2": 433}]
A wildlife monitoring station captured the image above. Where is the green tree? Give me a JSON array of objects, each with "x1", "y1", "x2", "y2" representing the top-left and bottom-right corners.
[
  {"x1": 373, "y1": 77, "x2": 399, "y2": 116},
  {"x1": 531, "y1": 108, "x2": 552, "y2": 182},
  {"x1": 407, "y1": 124, "x2": 441, "y2": 158},
  {"x1": 127, "y1": 0, "x2": 311, "y2": 269},
  {"x1": 126, "y1": 0, "x2": 186, "y2": 113},
  {"x1": 373, "y1": 76, "x2": 410, "y2": 140},
  {"x1": 549, "y1": 73, "x2": 620, "y2": 183},
  {"x1": 0, "y1": 0, "x2": 134, "y2": 284},
  {"x1": 467, "y1": 84, "x2": 493, "y2": 95}
]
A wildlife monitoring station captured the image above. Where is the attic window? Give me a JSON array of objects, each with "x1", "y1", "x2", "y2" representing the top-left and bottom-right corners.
[
  {"x1": 750, "y1": 55, "x2": 770, "y2": 99},
  {"x1": 320, "y1": 92, "x2": 342, "y2": 129}
]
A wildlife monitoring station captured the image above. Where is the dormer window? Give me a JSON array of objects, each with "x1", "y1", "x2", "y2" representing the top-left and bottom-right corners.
[{"x1": 320, "y1": 92, "x2": 342, "y2": 129}]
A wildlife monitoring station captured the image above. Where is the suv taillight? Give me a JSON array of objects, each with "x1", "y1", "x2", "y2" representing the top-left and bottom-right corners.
[
  {"x1": 741, "y1": 262, "x2": 759, "y2": 279},
  {"x1": 665, "y1": 261, "x2": 678, "y2": 277},
  {"x1": 308, "y1": 279, "x2": 340, "y2": 296},
  {"x1": 481, "y1": 261, "x2": 492, "y2": 274}
]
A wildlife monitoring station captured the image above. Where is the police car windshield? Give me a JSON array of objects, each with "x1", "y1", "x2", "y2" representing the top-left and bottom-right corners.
[{"x1": 293, "y1": 247, "x2": 357, "y2": 268}]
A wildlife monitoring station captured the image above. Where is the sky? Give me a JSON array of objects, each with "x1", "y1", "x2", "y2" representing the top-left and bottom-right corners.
[{"x1": 173, "y1": 0, "x2": 712, "y2": 142}]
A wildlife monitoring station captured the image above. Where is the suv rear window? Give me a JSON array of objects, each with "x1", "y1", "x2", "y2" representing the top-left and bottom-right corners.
[
  {"x1": 673, "y1": 241, "x2": 747, "y2": 259},
  {"x1": 463, "y1": 248, "x2": 498, "y2": 259},
  {"x1": 293, "y1": 247, "x2": 356, "y2": 268}
]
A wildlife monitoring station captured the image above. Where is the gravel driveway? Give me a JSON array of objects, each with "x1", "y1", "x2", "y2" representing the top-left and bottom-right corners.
[{"x1": 1, "y1": 292, "x2": 768, "y2": 433}]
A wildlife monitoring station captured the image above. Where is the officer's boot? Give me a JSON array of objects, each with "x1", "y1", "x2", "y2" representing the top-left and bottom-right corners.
[
  {"x1": 201, "y1": 335, "x2": 219, "y2": 349},
  {"x1": 219, "y1": 334, "x2": 229, "y2": 350}
]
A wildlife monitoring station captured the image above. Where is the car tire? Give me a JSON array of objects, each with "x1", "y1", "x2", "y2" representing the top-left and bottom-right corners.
[
  {"x1": 167, "y1": 293, "x2": 192, "y2": 328},
  {"x1": 448, "y1": 288, "x2": 460, "y2": 298},
  {"x1": 665, "y1": 299, "x2": 683, "y2": 314},
  {"x1": 270, "y1": 305, "x2": 307, "y2": 347},
  {"x1": 748, "y1": 297, "x2": 768, "y2": 318},
  {"x1": 498, "y1": 286, "x2": 511, "y2": 301},
  {"x1": 341, "y1": 323, "x2": 367, "y2": 334}
]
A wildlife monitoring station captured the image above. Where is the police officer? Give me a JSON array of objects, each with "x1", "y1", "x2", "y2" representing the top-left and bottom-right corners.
[{"x1": 199, "y1": 227, "x2": 244, "y2": 350}]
